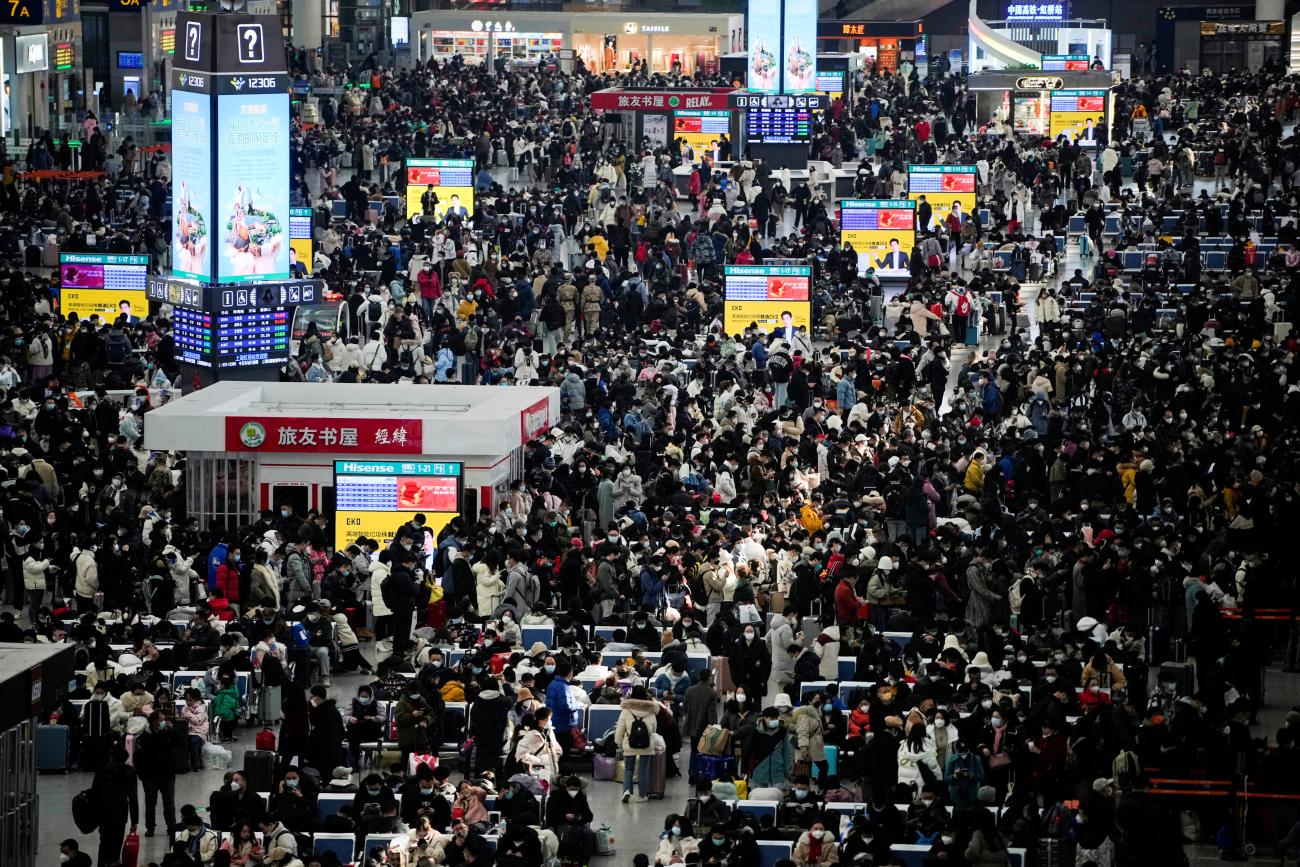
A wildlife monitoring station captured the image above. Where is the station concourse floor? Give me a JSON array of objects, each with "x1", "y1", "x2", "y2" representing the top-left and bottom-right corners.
[{"x1": 22, "y1": 162, "x2": 1300, "y2": 866}]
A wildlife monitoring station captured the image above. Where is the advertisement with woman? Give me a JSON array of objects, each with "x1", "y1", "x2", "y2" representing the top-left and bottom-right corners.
[
  {"x1": 216, "y1": 90, "x2": 291, "y2": 282},
  {"x1": 172, "y1": 89, "x2": 213, "y2": 282}
]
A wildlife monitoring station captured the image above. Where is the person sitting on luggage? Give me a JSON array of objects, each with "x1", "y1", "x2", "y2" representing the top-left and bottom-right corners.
[
  {"x1": 654, "y1": 815, "x2": 700, "y2": 866},
  {"x1": 545, "y1": 775, "x2": 597, "y2": 863},
  {"x1": 691, "y1": 780, "x2": 731, "y2": 828},
  {"x1": 793, "y1": 817, "x2": 840, "y2": 866},
  {"x1": 780, "y1": 775, "x2": 823, "y2": 829},
  {"x1": 175, "y1": 807, "x2": 220, "y2": 867}
]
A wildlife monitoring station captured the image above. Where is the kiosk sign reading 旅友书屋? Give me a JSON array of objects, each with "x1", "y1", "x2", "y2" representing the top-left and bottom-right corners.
[{"x1": 333, "y1": 460, "x2": 463, "y2": 553}]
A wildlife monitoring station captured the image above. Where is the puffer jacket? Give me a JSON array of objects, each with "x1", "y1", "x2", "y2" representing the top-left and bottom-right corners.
[
  {"x1": 614, "y1": 697, "x2": 661, "y2": 757},
  {"x1": 23, "y1": 555, "x2": 50, "y2": 591}
]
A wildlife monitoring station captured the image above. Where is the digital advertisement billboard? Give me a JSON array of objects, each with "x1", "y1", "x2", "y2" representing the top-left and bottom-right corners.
[
  {"x1": 816, "y1": 71, "x2": 844, "y2": 100},
  {"x1": 333, "y1": 459, "x2": 462, "y2": 554},
  {"x1": 216, "y1": 88, "x2": 291, "y2": 282},
  {"x1": 673, "y1": 110, "x2": 729, "y2": 158},
  {"x1": 783, "y1": 0, "x2": 818, "y2": 94},
  {"x1": 907, "y1": 164, "x2": 978, "y2": 231},
  {"x1": 839, "y1": 200, "x2": 916, "y2": 278},
  {"x1": 1049, "y1": 89, "x2": 1105, "y2": 146},
  {"x1": 747, "y1": 0, "x2": 781, "y2": 93},
  {"x1": 289, "y1": 207, "x2": 313, "y2": 275},
  {"x1": 405, "y1": 158, "x2": 475, "y2": 220},
  {"x1": 58, "y1": 253, "x2": 150, "y2": 321},
  {"x1": 172, "y1": 87, "x2": 213, "y2": 282},
  {"x1": 723, "y1": 264, "x2": 812, "y2": 335},
  {"x1": 1041, "y1": 54, "x2": 1089, "y2": 71}
]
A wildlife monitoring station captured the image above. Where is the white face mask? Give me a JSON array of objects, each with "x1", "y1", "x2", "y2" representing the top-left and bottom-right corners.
[
  {"x1": 942, "y1": 835, "x2": 955, "y2": 845},
  {"x1": 934, "y1": 718, "x2": 946, "y2": 728}
]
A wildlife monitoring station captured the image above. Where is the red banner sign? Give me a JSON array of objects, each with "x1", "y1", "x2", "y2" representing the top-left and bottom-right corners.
[
  {"x1": 521, "y1": 398, "x2": 551, "y2": 445},
  {"x1": 226, "y1": 417, "x2": 424, "y2": 454},
  {"x1": 590, "y1": 90, "x2": 733, "y2": 112}
]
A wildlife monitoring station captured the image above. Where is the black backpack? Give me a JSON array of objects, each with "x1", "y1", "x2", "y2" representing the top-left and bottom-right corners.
[
  {"x1": 628, "y1": 713, "x2": 651, "y2": 750},
  {"x1": 381, "y1": 572, "x2": 399, "y2": 610}
]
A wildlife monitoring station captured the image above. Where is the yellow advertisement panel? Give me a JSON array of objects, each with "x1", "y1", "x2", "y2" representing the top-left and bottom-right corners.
[
  {"x1": 839, "y1": 199, "x2": 916, "y2": 278},
  {"x1": 289, "y1": 208, "x2": 313, "y2": 275},
  {"x1": 405, "y1": 158, "x2": 476, "y2": 220},
  {"x1": 335, "y1": 510, "x2": 455, "y2": 554},
  {"x1": 723, "y1": 265, "x2": 813, "y2": 335},
  {"x1": 60, "y1": 287, "x2": 149, "y2": 322},
  {"x1": 907, "y1": 164, "x2": 978, "y2": 231},
  {"x1": 1049, "y1": 90, "x2": 1106, "y2": 146}
]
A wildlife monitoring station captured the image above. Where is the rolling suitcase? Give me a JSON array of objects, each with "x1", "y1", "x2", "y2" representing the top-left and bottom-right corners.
[
  {"x1": 37, "y1": 724, "x2": 69, "y2": 772},
  {"x1": 647, "y1": 748, "x2": 667, "y2": 799},
  {"x1": 1144, "y1": 624, "x2": 1168, "y2": 663},
  {"x1": 690, "y1": 753, "x2": 736, "y2": 785},
  {"x1": 965, "y1": 324, "x2": 979, "y2": 345},
  {"x1": 1159, "y1": 662, "x2": 1195, "y2": 697},
  {"x1": 821, "y1": 745, "x2": 839, "y2": 782},
  {"x1": 243, "y1": 749, "x2": 276, "y2": 792}
]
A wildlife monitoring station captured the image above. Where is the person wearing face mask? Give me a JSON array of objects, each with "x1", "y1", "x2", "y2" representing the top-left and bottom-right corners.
[
  {"x1": 766, "y1": 605, "x2": 799, "y2": 697},
  {"x1": 207, "y1": 770, "x2": 266, "y2": 832},
  {"x1": 344, "y1": 686, "x2": 382, "y2": 773},
  {"x1": 654, "y1": 815, "x2": 699, "y2": 866},
  {"x1": 544, "y1": 775, "x2": 596, "y2": 861},
  {"x1": 793, "y1": 818, "x2": 840, "y2": 866},
  {"x1": 134, "y1": 710, "x2": 183, "y2": 837},
  {"x1": 748, "y1": 707, "x2": 795, "y2": 789},
  {"x1": 626, "y1": 608, "x2": 662, "y2": 649},
  {"x1": 175, "y1": 808, "x2": 219, "y2": 866},
  {"x1": 58, "y1": 838, "x2": 93, "y2": 867},
  {"x1": 944, "y1": 738, "x2": 985, "y2": 809},
  {"x1": 733, "y1": 616, "x2": 769, "y2": 707},
  {"x1": 352, "y1": 772, "x2": 398, "y2": 818}
]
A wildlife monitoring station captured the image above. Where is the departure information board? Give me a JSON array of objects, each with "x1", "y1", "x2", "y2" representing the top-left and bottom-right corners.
[
  {"x1": 745, "y1": 106, "x2": 813, "y2": 144},
  {"x1": 215, "y1": 308, "x2": 290, "y2": 368},
  {"x1": 173, "y1": 307, "x2": 215, "y2": 367}
]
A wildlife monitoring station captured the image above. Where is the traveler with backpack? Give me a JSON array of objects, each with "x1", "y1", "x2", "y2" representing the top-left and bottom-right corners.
[{"x1": 615, "y1": 685, "x2": 661, "y2": 803}]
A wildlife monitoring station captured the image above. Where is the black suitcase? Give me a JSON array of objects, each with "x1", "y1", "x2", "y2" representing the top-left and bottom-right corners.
[
  {"x1": 1145, "y1": 624, "x2": 1168, "y2": 663},
  {"x1": 243, "y1": 749, "x2": 276, "y2": 792},
  {"x1": 1159, "y1": 662, "x2": 1195, "y2": 697}
]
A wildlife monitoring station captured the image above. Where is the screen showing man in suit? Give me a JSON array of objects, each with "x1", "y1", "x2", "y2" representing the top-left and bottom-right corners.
[
  {"x1": 723, "y1": 265, "x2": 813, "y2": 334},
  {"x1": 405, "y1": 158, "x2": 476, "y2": 219},
  {"x1": 907, "y1": 165, "x2": 977, "y2": 231},
  {"x1": 839, "y1": 199, "x2": 916, "y2": 278},
  {"x1": 1049, "y1": 90, "x2": 1107, "y2": 147}
]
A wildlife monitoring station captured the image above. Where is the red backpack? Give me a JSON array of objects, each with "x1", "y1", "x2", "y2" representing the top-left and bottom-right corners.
[{"x1": 955, "y1": 292, "x2": 972, "y2": 317}]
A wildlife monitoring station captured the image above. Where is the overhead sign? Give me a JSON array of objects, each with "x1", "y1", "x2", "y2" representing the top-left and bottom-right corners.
[
  {"x1": 590, "y1": 90, "x2": 732, "y2": 111},
  {"x1": 227, "y1": 417, "x2": 425, "y2": 453},
  {"x1": 1200, "y1": 20, "x2": 1284, "y2": 34},
  {"x1": 333, "y1": 459, "x2": 462, "y2": 554},
  {"x1": 731, "y1": 92, "x2": 828, "y2": 110},
  {"x1": 15, "y1": 34, "x2": 49, "y2": 72},
  {"x1": 1005, "y1": 1, "x2": 1065, "y2": 19},
  {"x1": 1015, "y1": 75, "x2": 1065, "y2": 90},
  {"x1": 172, "y1": 10, "x2": 288, "y2": 74},
  {"x1": 0, "y1": 0, "x2": 43, "y2": 23},
  {"x1": 53, "y1": 41, "x2": 74, "y2": 70}
]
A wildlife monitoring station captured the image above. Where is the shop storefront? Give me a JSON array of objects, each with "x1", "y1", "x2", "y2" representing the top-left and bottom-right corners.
[
  {"x1": 815, "y1": 20, "x2": 924, "y2": 73},
  {"x1": 1157, "y1": 5, "x2": 1285, "y2": 74},
  {"x1": 968, "y1": 70, "x2": 1115, "y2": 143},
  {"x1": 409, "y1": 11, "x2": 744, "y2": 75}
]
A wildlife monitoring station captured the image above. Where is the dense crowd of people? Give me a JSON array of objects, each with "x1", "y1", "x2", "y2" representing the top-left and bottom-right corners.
[{"x1": 2, "y1": 40, "x2": 1300, "y2": 867}]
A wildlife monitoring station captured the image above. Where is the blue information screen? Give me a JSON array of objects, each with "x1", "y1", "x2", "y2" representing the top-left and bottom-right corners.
[
  {"x1": 171, "y1": 88, "x2": 213, "y2": 282},
  {"x1": 173, "y1": 307, "x2": 214, "y2": 368},
  {"x1": 215, "y1": 307, "x2": 290, "y2": 368},
  {"x1": 216, "y1": 90, "x2": 291, "y2": 283}
]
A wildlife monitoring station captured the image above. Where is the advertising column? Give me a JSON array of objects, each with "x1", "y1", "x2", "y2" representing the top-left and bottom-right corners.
[{"x1": 171, "y1": 67, "x2": 213, "y2": 282}]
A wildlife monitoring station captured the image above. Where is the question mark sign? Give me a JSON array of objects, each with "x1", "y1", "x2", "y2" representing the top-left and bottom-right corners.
[{"x1": 243, "y1": 28, "x2": 258, "y2": 57}]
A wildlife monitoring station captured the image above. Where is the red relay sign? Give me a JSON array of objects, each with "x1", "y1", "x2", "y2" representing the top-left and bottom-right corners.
[{"x1": 226, "y1": 417, "x2": 424, "y2": 454}]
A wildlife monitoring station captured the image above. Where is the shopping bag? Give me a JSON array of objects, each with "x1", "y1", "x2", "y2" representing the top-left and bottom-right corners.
[
  {"x1": 696, "y1": 724, "x2": 731, "y2": 756},
  {"x1": 408, "y1": 753, "x2": 439, "y2": 777},
  {"x1": 121, "y1": 831, "x2": 140, "y2": 867},
  {"x1": 595, "y1": 825, "x2": 617, "y2": 855}
]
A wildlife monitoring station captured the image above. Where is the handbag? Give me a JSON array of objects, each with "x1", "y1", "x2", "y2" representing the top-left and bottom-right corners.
[
  {"x1": 569, "y1": 728, "x2": 587, "y2": 753},
  {"x1": 408, "y1": 753, "x2": 438, "y2": 777},
  {"x1": 791, "y1": 757, "x2": 812, "y2": 779},
  {"x1": 989, "y1": 751, "x2": 1012, "y2": 769}
]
